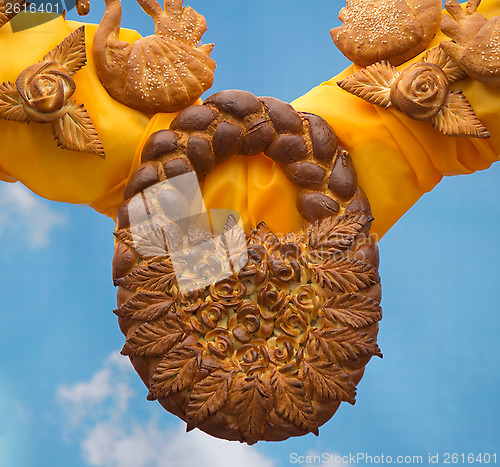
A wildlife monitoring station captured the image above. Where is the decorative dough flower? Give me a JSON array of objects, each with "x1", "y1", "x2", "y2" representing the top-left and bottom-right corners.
[
  {"x1": 290, "y1": 285, "x2": 322, "y2": 317},
  {"x1": 337, "y1": 48, "x2": 489, "y2": 138},
  {"x1": 196, "y1": 301, "x2": 228, "y2": 329},
  {"x1": 238, "y1": 244, "x2": 269, "y2": 284},
  {"x1": 257, "y1": 282, "x2": 290, "y2": 319},
  {"x1": 177, "y1": 285, "x2": 206, "y2": 313},
  {"x1": 228, "y1": 301, "x2": 274, "y2": 343},
  {"x1": 209, "y1": 277, "x2": 246, "y2": 306},
  {"x1": 267, "y1": 255, "x2": 301, "y2": 283},
  {"x1": 390, "y1": 62, "x2": 449, "y2": 120},
  {"x1": 268, "y1": 336, "x2": 296, "y2": 366},
  {"x1": 205, "y1": 328, "x2": 235, "y2": 360},
  {"x1": 235, "y1": 341, "x2": 269, "y2": 373},
  {"x1": 276, "y1": 305, "x2": 309, "y2": 338},
  {"x1": 0, "y1": 26, "x2": 105, "y2": 156},
  {"x1": 16, "y1": 62, "x2": 76, "y2": 122}
]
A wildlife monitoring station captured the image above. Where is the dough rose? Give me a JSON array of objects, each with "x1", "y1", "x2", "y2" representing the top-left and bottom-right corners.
[
  {"x1": 16, "y1": 61, "x2": 75, "y2": 123},
  {"x1": 390, "y1": 62, "x2": 449, "y2": 120}
]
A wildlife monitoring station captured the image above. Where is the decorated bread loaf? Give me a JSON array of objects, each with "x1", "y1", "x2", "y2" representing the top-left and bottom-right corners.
[{"x1": 112, "y1": 90, "x2": 382, "y2": 443}]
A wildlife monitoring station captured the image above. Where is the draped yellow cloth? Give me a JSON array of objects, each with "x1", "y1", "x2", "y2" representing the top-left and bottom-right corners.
[
  {"x1": 292, "y1": 66, "x2": 500, "y2": 237},
  {"x1": 0, "y1": 14, "x2": 150, "y2": 218},
  {"x1": 1, "y1": 2, "x2": 499, "y2": 238}
]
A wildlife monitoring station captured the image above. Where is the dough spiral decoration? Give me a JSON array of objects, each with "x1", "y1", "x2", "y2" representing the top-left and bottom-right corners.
[{"x1": 112, "y1": 90, "x2": 382, "y2": 444}]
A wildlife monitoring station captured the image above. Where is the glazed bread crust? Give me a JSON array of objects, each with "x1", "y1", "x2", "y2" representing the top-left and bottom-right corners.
[{"x1": 112, "y1": 90, "x2": 382, "y2": 444}]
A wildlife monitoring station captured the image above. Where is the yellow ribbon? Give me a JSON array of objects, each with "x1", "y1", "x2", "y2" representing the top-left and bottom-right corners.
[{"x1": 1, "y1": 2, "x2": 499, "y2": 239}]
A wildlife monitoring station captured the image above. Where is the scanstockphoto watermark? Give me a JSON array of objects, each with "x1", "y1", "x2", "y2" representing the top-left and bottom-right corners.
[
  {"x1": 4, "y1": 1, "x2": 81, "y2": 32},
  {"x1": 290, "y1": 453, "x2": 424, "y2": 465},
  {"x1": 290, "y1": 452, "x2": 498, "y2": 465}
]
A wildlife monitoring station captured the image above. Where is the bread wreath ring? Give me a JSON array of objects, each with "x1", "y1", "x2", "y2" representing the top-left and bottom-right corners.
[{"x1": 112, "y1": 90, "x2": 382, "y2": 444}]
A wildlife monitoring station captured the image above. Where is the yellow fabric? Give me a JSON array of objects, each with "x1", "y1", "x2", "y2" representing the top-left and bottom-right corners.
[
  {"x1": 291, "y1": 0, "x2": 500, "y2": 237},
  {"x1": 292, "y1": 70, "x2": 500, "y2": 238},
  {"x1": 202, "y1": 0, "x2": 500, "y2": 238},
  {"x1": 133, "y1": 113, "x2": 300, "y2": 233},
  {"x1": 1, "y1": 1, "x2": 499, "y2": 238},
  {"x1": 151, "y1": 1, "x2": 500, "y2": 238}
]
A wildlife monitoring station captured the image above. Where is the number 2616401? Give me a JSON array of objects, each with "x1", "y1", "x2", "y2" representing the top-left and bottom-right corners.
[{"x1": 5, "y1": 2, "x2": 60, "y2": 15}]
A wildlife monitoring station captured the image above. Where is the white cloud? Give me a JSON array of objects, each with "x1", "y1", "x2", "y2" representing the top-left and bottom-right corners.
[
  {"x1": 83, "y1": 421, "x2": 275, "y2": 467},
  {"x1": 58, "y1": 351, "x2": 275, "y2": 467},
  {"x1": 58, "y1": 352, "x2": 134, "y2": 426},
  {"x1": 58, "y1": 369, "x2": 113, "y2": 406},
  {"x1": 0, "y1": 182, "x2": 65, "y2": 248}
]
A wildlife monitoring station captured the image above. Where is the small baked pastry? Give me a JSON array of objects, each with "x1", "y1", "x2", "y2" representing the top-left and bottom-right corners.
[
  {"x1": 331, "y1": 0, "x2": 443, "y2": 66},
  {"x1": 113, "y1": 90, "x2": 382, "y2": 444},
  {"x1": 441, "y1": 0, "x2": 500, "y2": 87},
  {"x1": 337, "y1": 48, "x2": 489, "y2": 138},
  {"x1": 0, "y1": 0, "x2": 27, "y2": 28},
  {"x1": 93, "y1": 0, "x2": 216, "y2": 114}
]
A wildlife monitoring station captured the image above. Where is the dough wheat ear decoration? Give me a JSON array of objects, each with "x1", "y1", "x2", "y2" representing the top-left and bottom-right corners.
[
  {"x1": 441, "y1": 0, "x2": 500, "y2": 87},
  {"x1": 93, "y1": 0, "x2": 216, "y2": 114},
  {"x1": 337, "y1": 47, "x2": 489, "y2": 139},
  {"x1": 0, "y1": 0, "x2": 28, "y2": 28},
  {"x1": 0, "y1": 26, "x2": 105, "y2": 157}
]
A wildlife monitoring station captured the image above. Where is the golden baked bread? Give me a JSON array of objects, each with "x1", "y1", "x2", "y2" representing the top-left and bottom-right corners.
[
  {"x1": 93, "y1": 0, "x2": 216, "y2": 114},
  {"x1": 112, "y1": 90, "x2": 382, "y2": 443},
  {"x1": 441, "y1": 0, "x2": 500, "y2": 87},
  {"x1": 331, "y1": 0, "x2": 443, "y2": 66}
]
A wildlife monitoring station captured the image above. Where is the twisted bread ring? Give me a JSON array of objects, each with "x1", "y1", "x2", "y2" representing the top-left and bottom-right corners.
[{"x1": 112, "y1": 90, "x2": 382, "y2": 443}]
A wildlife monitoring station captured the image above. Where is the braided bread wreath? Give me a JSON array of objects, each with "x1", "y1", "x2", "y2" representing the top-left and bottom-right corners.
[{"x1": 112, "y1": 89, "x2": 382, "y2": 444}]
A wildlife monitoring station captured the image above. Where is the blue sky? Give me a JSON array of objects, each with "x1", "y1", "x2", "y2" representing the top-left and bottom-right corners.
[{"x1": 1, "y1": 1, "x2": 499, "y2": 466}]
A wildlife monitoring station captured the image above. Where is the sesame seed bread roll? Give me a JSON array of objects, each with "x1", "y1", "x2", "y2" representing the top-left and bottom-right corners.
[{"x1": 331, "y1": 0, "x2": 443, "y2": 66}]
